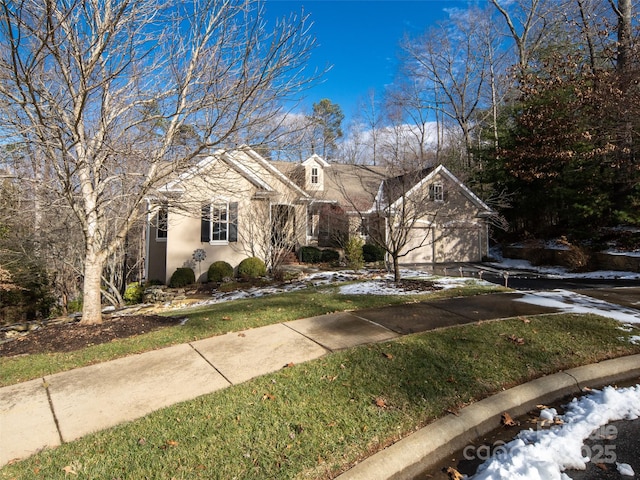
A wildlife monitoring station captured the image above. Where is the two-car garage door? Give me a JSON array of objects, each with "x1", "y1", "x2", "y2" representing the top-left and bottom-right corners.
[{"x1": 399, "y1": 222, "x2": 483, "y2": 264}]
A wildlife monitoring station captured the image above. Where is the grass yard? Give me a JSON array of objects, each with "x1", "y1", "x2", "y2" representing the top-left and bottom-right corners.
[
  {"x1": 1, "y1": 313, "x2": 640, "y2": 479},
  {"x1": 0, "y1": 282, "x2": 500, "y2": 387}
]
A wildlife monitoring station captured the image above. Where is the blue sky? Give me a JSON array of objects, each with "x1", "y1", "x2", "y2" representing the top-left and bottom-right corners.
[{"x1": 264, "y1": 0, "x2": 471, "y2": 118}]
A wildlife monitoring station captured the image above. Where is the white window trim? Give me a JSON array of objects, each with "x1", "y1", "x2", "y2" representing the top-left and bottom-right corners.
[
  {"x1": 433, "y1": 183, "x2": 444, "y2": 202},
  {"x1": 209, "y1": 201, "x2": 230, "y2": 245},
  {"x1": 311, "y1": 166, "x2": 319, "y2": 184}
]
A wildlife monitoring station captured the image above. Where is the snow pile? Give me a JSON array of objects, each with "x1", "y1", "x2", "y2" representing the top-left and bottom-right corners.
[
  {"x1": 515, "y1": 289, "x2": 640, "y2": 324},
  {"x1": 470, "y1": 385, "x2": 640, "y2": 479}
]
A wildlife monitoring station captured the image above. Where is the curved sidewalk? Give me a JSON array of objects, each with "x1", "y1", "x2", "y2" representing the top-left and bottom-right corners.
[{"x1": 1, "y1": 290, "x2": 639, "y2": 469}]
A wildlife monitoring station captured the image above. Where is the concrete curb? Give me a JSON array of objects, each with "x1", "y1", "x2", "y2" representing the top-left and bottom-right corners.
[{"x1": 337, "y1": 354, "x2": 640, "y2": 480}]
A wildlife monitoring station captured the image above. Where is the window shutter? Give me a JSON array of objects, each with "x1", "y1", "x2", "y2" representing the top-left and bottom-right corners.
[
  {"x1": 229, "y1": 202, "x2": 238, "y2": 242},
  {"x1": 428, "y1": 184, "x2": 435, "y2": 201},
  {"x1": 201, "y1": 204, "x2": 211, "y2": 242}
]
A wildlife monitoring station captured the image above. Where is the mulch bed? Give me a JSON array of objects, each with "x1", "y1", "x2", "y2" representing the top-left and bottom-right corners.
[{"x1": 0, "y1": 315, "x2": 183, "y2": 357}]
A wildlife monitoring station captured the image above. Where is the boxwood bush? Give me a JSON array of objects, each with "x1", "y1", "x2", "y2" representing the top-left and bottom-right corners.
[
  {"x1": 237, "y1": 257, "x2": 267, "y2": 279},
  {"x1": 363, "y1": 243, "x2": 386, "y2": 262},
  {"x1": 320, "y1": 248, "x2": 340, "y2": 263},
  {"x1": 169, "y1": 267, "x2": 195, "y2": 287},
  {"x1": 207, "y1": 261, "x2": 234, "y2": 282},
  {"x1": 299, "y1": 246, "x2": 322, "y2": 263}
]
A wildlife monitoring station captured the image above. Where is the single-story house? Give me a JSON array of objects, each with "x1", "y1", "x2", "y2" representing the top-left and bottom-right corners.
[{"x1": 145, "y1": 145, "x2": 494, "y2": 283}]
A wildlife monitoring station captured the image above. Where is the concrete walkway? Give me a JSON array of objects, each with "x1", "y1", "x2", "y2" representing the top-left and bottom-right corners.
[{"x1": 1, "y1": 289, "x2": 639, "y2": 468}]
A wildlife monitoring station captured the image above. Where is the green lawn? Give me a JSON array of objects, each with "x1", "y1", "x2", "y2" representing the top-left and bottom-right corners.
[
  {"x1": 2, "y1": 313, "x2": 639, "y2": 479},
  {"x1": 0, "y1": 280, "x2": 501, "y2": 387}
]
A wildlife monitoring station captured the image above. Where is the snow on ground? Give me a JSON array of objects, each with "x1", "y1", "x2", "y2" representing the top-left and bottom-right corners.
[
  {"x1": 515, "y1": 289, "x2": 640, "y2": 324},
  {"x1": 337, "y1": 269, "x2": 491, "y2": 296},
  {"x1": 488, "y1": 258, "x2": 640, "y2": 280},
  {"x1": 470, "y1": 385, "x2": 640, "y2": 479}
]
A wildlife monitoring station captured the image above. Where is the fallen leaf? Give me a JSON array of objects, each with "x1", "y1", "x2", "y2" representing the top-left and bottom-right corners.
[
  {"x1": 221, "y1": 316, "x2": 232, "y2": 321},
  {"x1": 62, "y1": 465, "x2": 77, "y2": 475},
  {"x1": 137, "y1": 437, "x2": 147, "y2": 446},
  {"x1": 507, "y1": 334, "x2": 525, "y2": 345},
  {"x1": 238, "y1": 333, "x2": 246, "y2": 337},
  {"x1": 166, "y1": 440, "x2": 179, "y2": 447},
  {"x1": 446, "y1": 376, "x2": 456, "y2": 383},
  {"x1": 382, "y1": 352, "x2": 394, "y2": 359},
  {"x1": 443, "y1": 466, "x2": 464, "y2": 480},
  {"x1": 521, "y1": 317, "x2": 531, "y2": 324},
  {"x1": 501, "y1": 412, "x2": 519, "y2": 427},
  {"x1": 596, "y1": 463, "x2": 608, "y2": 471},
  {"x1": 262, "y1": 393, "x2": 275, "y2": 401},
  {"x1": 375, "y1": 397, "x2": 387, "y2": 408},
  {"x1": 283, "y1": 362, "x2": 295, "y2": 368}
]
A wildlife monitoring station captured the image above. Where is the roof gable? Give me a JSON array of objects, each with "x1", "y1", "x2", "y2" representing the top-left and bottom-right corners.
[
  {"x1": 159, "y1": 145, "x2": 310, "y2": 200},
  {"x1": 388, "y1": 164, "x2": 494, "y2": 213}
]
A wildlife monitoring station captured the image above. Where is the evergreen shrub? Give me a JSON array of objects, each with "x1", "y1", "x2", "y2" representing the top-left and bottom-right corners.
[
  {"x1": 123, "y1": 282, "x2": 144, "y2": 305},
  {"x1": 344, "y1": 237, "x2": 365, "y2": 271},
  {"x1": 320, "y1": 248, "x2": 340, "y2": 263},
  {"x1": 237, "y1": 257, "x2": 267, "y2": 279},
  {"x1": 363, "y1": 243, "x2": 386, "y2": 262},
  {"x1": 207, "y1": 261, "x2": 234, "y2": 282},
  {"x1": 299, "y1": 246, "x2": 322, "y2": 263},
  {"x1": 169, "y1": 267, "x2": 195, "y2": 288}
]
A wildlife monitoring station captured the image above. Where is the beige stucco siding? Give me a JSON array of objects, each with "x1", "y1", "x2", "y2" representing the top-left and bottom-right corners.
[
  {"x1": 160, "y1": 152, "x2": 309, "y2": 284},
  {"x1": 398, "y1": 172, "x2": 489, "y2": 265}
]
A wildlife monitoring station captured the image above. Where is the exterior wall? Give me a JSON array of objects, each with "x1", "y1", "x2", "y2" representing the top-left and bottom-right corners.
[
  {"x1": 398, "y1": 172, "x2": 488, "y2": 265},
  {"x1": 159, "y1": 153, "x2": 310, "y2": 284}
]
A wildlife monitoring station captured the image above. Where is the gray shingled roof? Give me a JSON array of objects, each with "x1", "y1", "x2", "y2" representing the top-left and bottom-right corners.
[{"x1": 271, "y1": 161, "x2": 388, "y2": 212}]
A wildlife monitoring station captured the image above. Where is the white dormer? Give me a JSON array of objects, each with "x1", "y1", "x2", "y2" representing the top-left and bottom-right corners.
[{"x1": 302, "y1": 154, "x2": 329, "y2": 192}]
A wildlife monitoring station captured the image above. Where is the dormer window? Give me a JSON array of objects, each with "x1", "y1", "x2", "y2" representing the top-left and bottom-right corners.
[{"x1": 311, "y1": 167, "x2": 319, "y2": 184}]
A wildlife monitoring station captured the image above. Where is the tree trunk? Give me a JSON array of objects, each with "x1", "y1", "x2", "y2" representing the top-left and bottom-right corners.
[
  {"x1": 80, "y1": 249, "x2": 105, "y2": 325},
  {"x1": 392, "y1": 255, "x2": 401, "y2": 283}
]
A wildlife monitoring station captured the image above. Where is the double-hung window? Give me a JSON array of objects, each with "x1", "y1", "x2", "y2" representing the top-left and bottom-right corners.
[
  {"x1": 311, "y1": 167, "x2": 319, "y2": 185},
  {"x1": 201, "y1": 201, "x2": 238, "y2": 244}
]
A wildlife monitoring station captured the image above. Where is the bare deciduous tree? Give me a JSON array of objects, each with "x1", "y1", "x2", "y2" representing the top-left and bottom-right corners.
[{"x1": 0, "y1": 0, "x2": 320, "y2": 323}]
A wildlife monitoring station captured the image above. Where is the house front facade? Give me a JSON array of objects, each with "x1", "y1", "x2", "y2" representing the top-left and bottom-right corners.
[{"x1": 145, "y1": 146, "x2": 494, "y2": 284}]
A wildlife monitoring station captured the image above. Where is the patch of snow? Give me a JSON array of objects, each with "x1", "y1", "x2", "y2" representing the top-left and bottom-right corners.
[
  {"x1": 604, "y1": 249, "x2": 640, "y2": 257},
  {"x1": 470, "y1": 385, "x2": 640, "y2": 480},
  {"x1": 515, "y1": 289, "x2": 640, "y2": 324},
  {"x1": 617, "y1": 462, "x2": 635, "y2": 476},
  {"x1": 629, "y1": 336, "x2": 640, "y2": 345}
]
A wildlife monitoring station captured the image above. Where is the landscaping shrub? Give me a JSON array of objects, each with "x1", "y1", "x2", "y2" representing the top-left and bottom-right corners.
[
  {"x1": 169, "y1": 267, "x2": 195, "y2": 288},
  {"x1": 363, "y1": 243, "x2": 386, "y2": 262},
  {"x1": 207, "y1": 261, "x2": 234, "y2": 282},
  {"x1": 320, "y1": 248, "x2": 340, "y2": 263},
  {"x1": 123, "y1": 282, "x2": 144, "y2": 305},
  {"x1": 299, "y1": 246, "x2": 322, "y2": 263},
  {"x1": 344, "y1": 237, "x2": 365, "y2": 271},
  {"x1": 237, "y1": 257, "x2": 267, "y2": 279}
]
